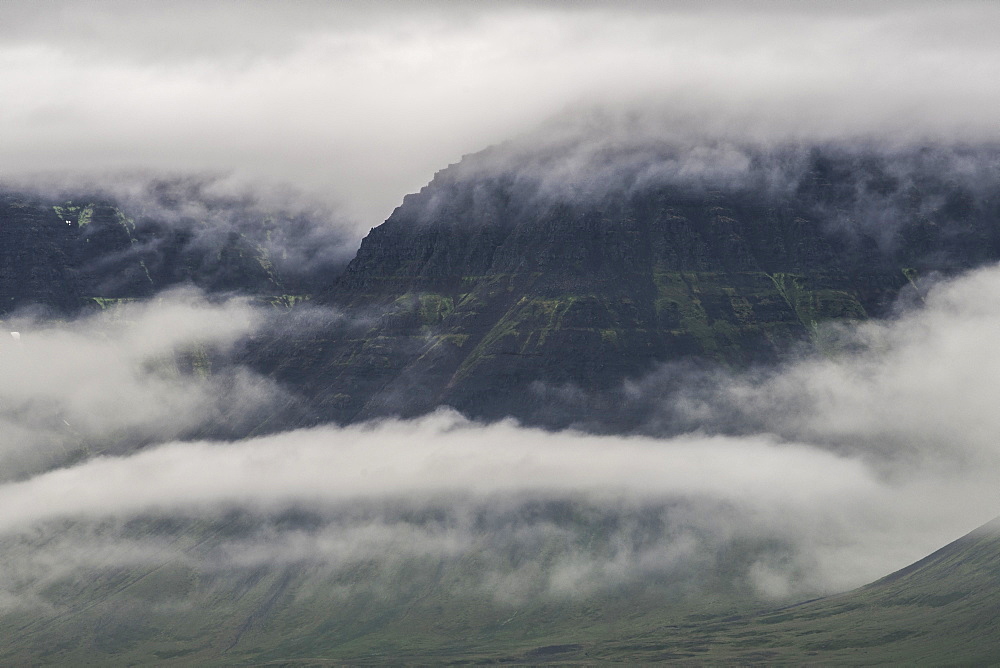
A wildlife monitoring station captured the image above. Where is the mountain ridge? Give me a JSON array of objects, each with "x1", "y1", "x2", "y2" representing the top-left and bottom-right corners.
[
  {"x1": 3, "y1": 139, "x2": 1000, "y2": 663},
  {"x1": 6, "y1": 142, "x2": 1000, "y2": 431},
  {"x1": 288, "y1": 140, "x2": 1000, "y2": 427}
]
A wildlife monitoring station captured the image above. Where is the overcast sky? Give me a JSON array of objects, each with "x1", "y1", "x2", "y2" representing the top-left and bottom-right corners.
[{"x1": 2, "y1": 1, "x2": 999, "y2": 230}]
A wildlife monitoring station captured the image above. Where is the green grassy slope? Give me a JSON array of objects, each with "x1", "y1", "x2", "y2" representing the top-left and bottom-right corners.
[
  {"x1": 588, "y1": 519, "x2": 1000, "y2": 665},
  {"x1": 2, "y1": 519, "x2": 999, "y2": 665},
  {"x1": 0, "y1": 521, "x2": 753, "y2": 666}
]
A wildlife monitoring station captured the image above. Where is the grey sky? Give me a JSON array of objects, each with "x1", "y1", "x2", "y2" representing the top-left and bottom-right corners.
[{"x1": 2, "y1": 1, "x2": 999, "y2": 231}]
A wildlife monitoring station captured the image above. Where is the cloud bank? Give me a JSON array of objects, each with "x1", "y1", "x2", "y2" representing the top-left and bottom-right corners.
[
  {"x1": 4, "y1": 265, "x2": 1000, "y2": 612},
  {"x1": 0, "y1": 289, "x2": 282, "y2": 480},
  {"x1": 2, "y1": 1, "x2": 999, "y2": 227},
  {"x1": 4, "y1": 0, "x2": 1000, "y2": 624}
]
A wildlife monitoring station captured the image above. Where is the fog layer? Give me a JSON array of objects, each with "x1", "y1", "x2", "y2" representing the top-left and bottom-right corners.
[
  {"x1": 3, "y1": 266, "x2": 1000, "y2": 609},
  {"x1": 0, "y1": 289, "x2": 281, "y2": 479}
]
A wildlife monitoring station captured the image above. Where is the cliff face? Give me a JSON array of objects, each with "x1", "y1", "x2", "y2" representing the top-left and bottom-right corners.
[
  {"x1": 0, "y1": 196, "x2": 85, "y2": 313},
  {"x1": 263, "y1": 142, "x2": 1000, "y2": 427},
  {"x1": 0, "y1": 186, "x2": 346, "y2": 315},
  {"x1": 5, "y1": 143, "x2": 1000, "y2": 429}
]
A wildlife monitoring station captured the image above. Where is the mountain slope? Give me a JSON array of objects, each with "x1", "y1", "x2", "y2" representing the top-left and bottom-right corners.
[
  {"x1": 2, "y1": 142, "x2": 1000, "y2": 664},
  {"x1": 254, "y1": 141, "x2": 1000, "y2": 429},
  {"x1": 0, "y1": 194, "x2": 278, "y2": 308},
  {"x1": 0, "y1": 179, "x2": 353, "y2": 316},
  {"x1": 587, "y1": 518, "x2": 1000, "y2": 665},
  {"x1": 5, "y1": 143, "x2": 1000, "y2": 432},
  {"x1": 1, "y1": 516, "x2": 997, "y2": 665}
]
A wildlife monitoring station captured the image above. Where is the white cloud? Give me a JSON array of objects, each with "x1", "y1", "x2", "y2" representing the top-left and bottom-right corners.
[
  {"x1": 4, "y1": 0, "x2": 1000, "y2": 616},
  {"x1": 2, "y1": 1, "x2": 999, "y2": 229},
  {"x1": 5, "y1": 265, "x2": 1000, "y2": 607},
  {"x1": 0, "y1": 289, "x2": 281, "y2": 478}
]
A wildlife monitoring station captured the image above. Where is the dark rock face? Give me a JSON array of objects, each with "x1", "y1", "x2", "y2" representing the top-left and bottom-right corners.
[
  {"x1": 5, "y1": 142, "x2": 1000, "y2": 430},
  {"x1": 259, "y1": 142, "x2": 1000, "y2": 428},
  {"x1": 0, "y1": 183, "x2": 352, "y2": 315},
  {"x1": 0, "y1": 195, "x2": 85, "y2": 313},
  {"x1": 0, "y1": 195, "x2": 278, "y2": 311}
]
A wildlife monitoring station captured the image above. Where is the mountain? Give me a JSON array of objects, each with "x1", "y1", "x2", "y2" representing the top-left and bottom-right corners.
[
  {"x1": 588, "y1": 518, "x2": 1000, "y2": 665},
  {"x1": 6, "y1": 143, "x2": 1000, "y2": 433},
  {"x1": 0, "y1": 179, "x2": 352, "y2": 316},
  {"x1": 252, "y1": 140, "x2": 1000, "y2": 429},
  {"x1": 3, "y1": 139, "x2": 1000, "y2": 664}
]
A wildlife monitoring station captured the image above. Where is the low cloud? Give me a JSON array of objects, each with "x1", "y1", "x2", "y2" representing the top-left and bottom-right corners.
[
  {"x1": 0, "y1": 407, "x2": 989, "y2": 612},
  {"x1": 4, "y1": 232, "x2": 1000, "y2": 620},
  {"x1": 1, "y1": 172, "x2": 362, "y2": 292},
  {"x1": 621, "y1": 263, "x2": 1000, "y2": 478},
  {"x1": 0, "y1": 288, "x2": 283, "y2": 479}
]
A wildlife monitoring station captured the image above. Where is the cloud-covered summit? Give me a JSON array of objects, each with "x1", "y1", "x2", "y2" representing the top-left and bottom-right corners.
[{"x1": 4, "y1": 2, "x2": 1000, "y2": 660}]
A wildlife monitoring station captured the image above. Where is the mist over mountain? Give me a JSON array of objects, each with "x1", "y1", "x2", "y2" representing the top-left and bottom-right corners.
[
  {"x1": 5, "y1": 1, "x2": 1000, "y2": 664},
  {"x1": 3, "y1": 129, "x2": 1000, "y2": 662},
  {"x1": 6, "y1": 130, "x2": 1000, "y2": 432},
  {"x1": 0, "y1": 174, "x2": 357, "y2": 315},
  {"x1": 251, "y1": 131, "x2": 999, "y2": 429},
  {"x1": 5, "y1": 1, "x2": 1000, "y2": 224}
]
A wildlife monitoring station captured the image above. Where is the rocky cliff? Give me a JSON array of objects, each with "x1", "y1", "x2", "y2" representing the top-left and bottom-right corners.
[
  {"x1": 5, "y1": 142, "x2": 1000, "y2": 430},
  {"x1": 255, "y1": 141, "x2": 1000, "y2": 427},
  {"x1": 0, "y1": 179, "x2": 352, "y2": 316}
]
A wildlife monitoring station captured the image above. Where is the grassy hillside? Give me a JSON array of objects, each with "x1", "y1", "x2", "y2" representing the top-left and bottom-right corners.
[
  {"x1": 1, "y1": 517, "x2": 998, "y2": 665},
  {"x1": 598, "y1": 519, "x2": 1000, "y2": 665}
]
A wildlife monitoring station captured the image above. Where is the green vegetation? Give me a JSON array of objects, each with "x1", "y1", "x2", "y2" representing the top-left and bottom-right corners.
[
  {"x1": 138, "y1": 259, "x2": 154, "y2": 286},
  {"x1": 654, "y1": 271, "x2": 732, "y2": 355},
  {"x1": 323, "y1": 265, "x2": 883, "y2": 409},
  {"x1": 114, "y1": 208, "x2": 136, "y2": 236},
  {"x1": 2, "y1": 521, "x2": 999, "y2": 665},
  {"x1": 768, "y1": 272, "x2": 866, "y2": 332},
  {"x1": 451, "y1": 293, "x2": 604, "y2": 380},
  {"x1": 599, "y1": 328, "x2": 620, "y2": 345},
  {"x1": 187, "y1": 345, "x2": 211, "y2": 378},
  {"x1": 89, "y1": 297, "x2": 139, "y2": 312},
  {"x1": 440, "y1": 333, "x2": 469, "y2": 347},
  {"x1": 53, "y1": 202, "x2": 95, "y2": 227},
  {"x1": 416, "y1": 293, "x2": 454, "y2": 325}
]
